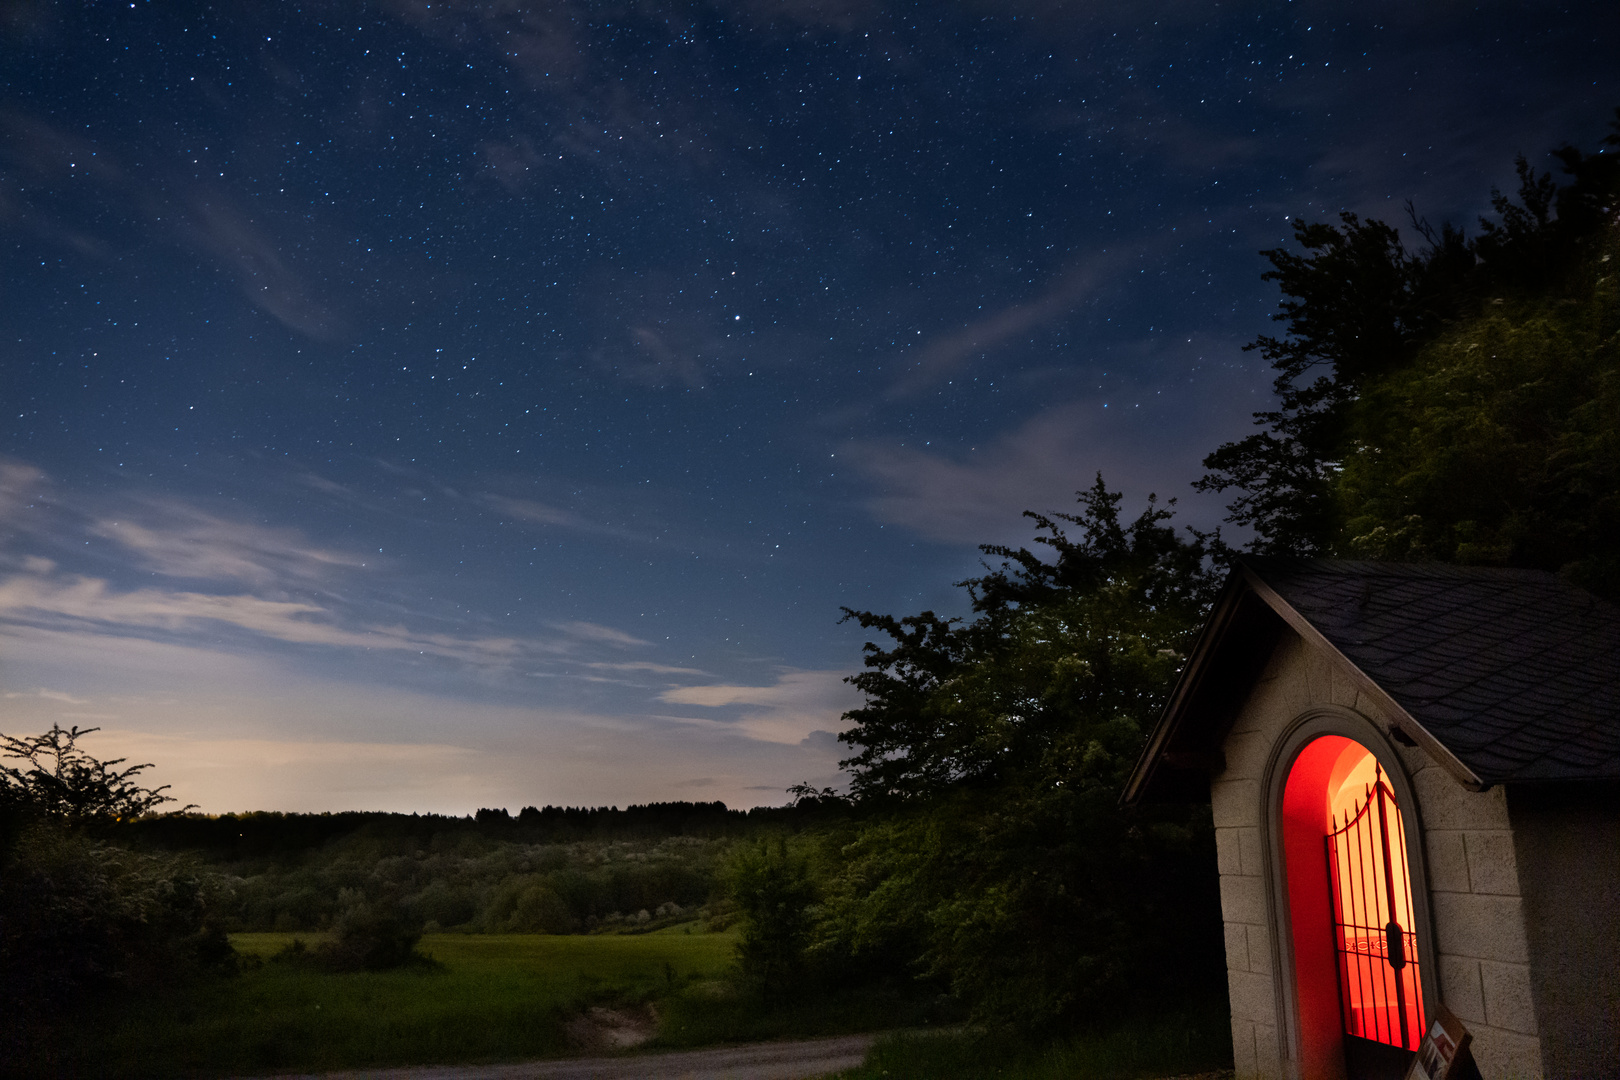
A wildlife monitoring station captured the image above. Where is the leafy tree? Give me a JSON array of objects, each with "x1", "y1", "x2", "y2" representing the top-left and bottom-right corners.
[
  {"x1": 1, "y1": 724, "x2": 184, "y2": 828},
  {"x1": 0, "y1": 726, "x2": 230, "y2": 1072},
  {"x1": 1193, "y1": 212, "x2": 1470, "y2": 553},
  {"x1": 1339, "y1": 223, "x2": 1620, "y2": 595},
  {"x1": 825, "y1": 478, "x2": 1228, "y2": 1030},
  {"x1": 839, "y1": 476, "x2": 1225, "y2": 802},
  {"x1": 487, "y1": 875, "x2": 579, "y2": 933},
  {"x1": 1199, "y1": 110, "x2": 1620, "y2": 555}
]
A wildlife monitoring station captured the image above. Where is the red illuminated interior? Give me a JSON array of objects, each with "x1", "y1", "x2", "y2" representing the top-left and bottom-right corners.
[
  {"x1": 1324, "y1": 741, "x2": 1425, "y2": 1049},
  {"x1": 1283, "y1": 736, "x2": 1425, "y2": 1076}
]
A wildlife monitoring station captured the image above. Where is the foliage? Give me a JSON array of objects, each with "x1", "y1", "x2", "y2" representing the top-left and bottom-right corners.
[
  {"x1": 314, "y1": 902, "x2": 427, "y2": 971},
  {"x1": 0, "y1": 827, "x2": 235, "y2": 1071},
  {"x1": 199, "y1": 830, "x2": 725, "y2": 936},
  {"x1": 0, "y1": 728, "x2": 234, "y2": 1073},
  {"x1": 126, "y1": 800, "x2": 774, "y2": 856},
  {"x1": 826, "y1": 478, "x2": 1228, "y2": 1031},
  {"x1": 485, "y1": 874, "x2": 580, "y2": 934},
  {"x1": 1195, "y1": 211, "x2": 1470, "y2": 554},
  {"x1": 836, "y1": 997, "x2": 1232, "y2": 1080},
  {"x1": 1340, "y1": 227, "x2": 1620, "y2": 594},
  {"x1": 0, "y1": 724, "x2": 183, "y2": 829},
  {"x1": 726, "y1": 837, "x2": 818, "y2": 997},
  {"x1": 1199, "y1": 109, "x2": 1620, "y2": 558},
  {"x1": 838, "y1": 476, "x2": 1225, "y2": 803}
]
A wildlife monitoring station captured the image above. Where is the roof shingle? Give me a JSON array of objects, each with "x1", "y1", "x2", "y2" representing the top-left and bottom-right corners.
[{"x1": 1245, "y1": 558, "x2": 1620, "y2": 784}]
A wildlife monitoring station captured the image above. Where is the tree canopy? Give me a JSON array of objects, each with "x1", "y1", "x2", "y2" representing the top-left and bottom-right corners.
[
  {"x1": 825, "y1": 478, "x2": 1228, "y2": 1029},
  {"x1": 1198, "y1": 108, "x2": 1620, "y2": 574},
  {"x1": 0, "y1": 725, "x2": 183, "y2": 827},
  {"x1": 838, "y1": 476, "x2": 1226, "y2": 804},
  {"x1": 1339, "y1": 229, "x2": 1620, "y2": 594}
]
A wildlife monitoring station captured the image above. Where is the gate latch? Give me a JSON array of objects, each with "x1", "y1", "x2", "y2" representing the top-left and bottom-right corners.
[{"x1": 1385, "y1": 920, "x2": 1407, "y2": 970}]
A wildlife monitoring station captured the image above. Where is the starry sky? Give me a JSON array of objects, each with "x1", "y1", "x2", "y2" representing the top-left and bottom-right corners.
[{"x1": 2, "y1": 1, "x2": 1615, "y2": 814}]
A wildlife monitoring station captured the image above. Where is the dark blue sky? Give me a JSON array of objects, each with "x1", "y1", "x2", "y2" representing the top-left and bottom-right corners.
[{"x1": 2, "y1": 1, "x2": 1615, "y2": 811}]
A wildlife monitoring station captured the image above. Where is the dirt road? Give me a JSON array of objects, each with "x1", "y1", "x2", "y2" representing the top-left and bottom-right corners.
[{"x1": 260, "y1": 1034, "x2": 877, "y2": 1080}]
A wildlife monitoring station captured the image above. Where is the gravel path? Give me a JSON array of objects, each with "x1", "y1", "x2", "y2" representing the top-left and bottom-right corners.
[{"x1": 255, "y1": 1034, "x2": 877, "y2": 1080}]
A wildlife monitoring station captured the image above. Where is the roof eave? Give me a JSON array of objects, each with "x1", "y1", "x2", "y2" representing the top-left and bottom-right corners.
[
  {"x1": 1123, "y1": 561, "x2": 1492, "y2": 806},
  {"x1": 1122, "y1": 569, "x2": 1251, "y2": 806},
  {"x1": 1235, "y1": 562, "x2": 1488, "y2": 792}
]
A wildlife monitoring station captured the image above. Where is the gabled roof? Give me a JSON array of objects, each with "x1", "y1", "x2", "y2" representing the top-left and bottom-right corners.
[{"x1": 1124, "y1": 559, "x2": 1620, "y2": 804}]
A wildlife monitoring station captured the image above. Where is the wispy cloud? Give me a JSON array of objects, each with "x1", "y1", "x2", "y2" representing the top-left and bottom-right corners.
[
  {"x1": 0, "y1": 626, "x2": 847, "y2": 812},
  {"x1": 0, "y1": 571, "x2": 556, "y2": 668},
  {"x1": 585, "y1": 661, "x2": 711, "y2": 677},
  {"x1": 181, "y1": 197, "x2": 348, "y2": 340},
  {"x1": 658, "y1": 668, "x2": 861, "y2": 745},
  {"x1": 3, "y1": 687, "x2": 89, "y2": 705},
  {"x1": 885, "y1": 260, "x2": 1110, "y2": 399},
  {"x1": 846, "y1": 372, "x2": 1253, "y2": 544},
  {"x1": 0, "y1": 458, "x2": 45, "y2": 522},
  {"x1": 554, "y1": 621, "x2": 650, "y2": 648},
  {"x1": 0, "y1": 463, "x2": 670, "y2": 686},
  {"x1": 91, "y1": 502, "x2": 366, "y2": 586},
  {"x1": 478, "y1": 493, "x2": 592, "y2": 530},
  {"x1": 0, "y1": 114, "x2": 345, "y2": 339}
]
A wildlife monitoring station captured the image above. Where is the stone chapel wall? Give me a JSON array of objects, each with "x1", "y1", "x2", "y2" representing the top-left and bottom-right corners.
[{"x1": 1210, "y1": 628, "x2": 1543, "y2": 1079}]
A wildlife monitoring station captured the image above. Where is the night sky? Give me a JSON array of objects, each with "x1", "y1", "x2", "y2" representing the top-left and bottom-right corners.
[{"x1": 2, "y1": 2, "x2": 1615, "y2": 813}]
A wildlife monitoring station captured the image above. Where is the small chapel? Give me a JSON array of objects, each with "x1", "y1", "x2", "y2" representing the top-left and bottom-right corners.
[{"x1": 1124, "y1": 559, "x2": 1619, "y2": 1080}]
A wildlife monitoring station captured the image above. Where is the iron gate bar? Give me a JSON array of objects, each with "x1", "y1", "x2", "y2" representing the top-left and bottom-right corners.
[
  {"x1": 1325, "y1": 765, "x2": 1426, "y2": 1051},
  {"x1": 1375, "y1": 769, "x2": 1411, "y2": 1048},
  {"x1": 1326, "y1": 828, "x2": 1349, "y2": 1037}
]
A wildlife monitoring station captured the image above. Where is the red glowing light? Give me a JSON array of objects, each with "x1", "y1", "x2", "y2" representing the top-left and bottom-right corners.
[{"x1": 1324, "y1": 741, "x2": 1426, "y2": 1051}]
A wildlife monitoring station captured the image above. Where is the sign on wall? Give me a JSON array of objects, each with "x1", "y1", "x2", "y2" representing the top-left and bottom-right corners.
[{"x1": 1404, "y1": 1003, "x2": 1476, "y2": 1080}]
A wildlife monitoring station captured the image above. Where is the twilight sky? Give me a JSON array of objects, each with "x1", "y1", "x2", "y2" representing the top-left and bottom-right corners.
[{"x1": 2, "y1": 1, "x2": 1615, "y2": 814}]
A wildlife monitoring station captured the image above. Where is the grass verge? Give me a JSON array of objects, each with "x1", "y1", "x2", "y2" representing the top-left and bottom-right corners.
[
  {"x1": 831, "y1": 998, "x2": 1233, "y2": 1080},
  {"x1": 652, "y1": 978, "x2": 956, "y2": 1050}
]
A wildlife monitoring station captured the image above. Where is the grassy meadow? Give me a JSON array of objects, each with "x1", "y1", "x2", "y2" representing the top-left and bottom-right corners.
[{"x1": 77, "y1": 928, "x2": 738, "y2": 1078}]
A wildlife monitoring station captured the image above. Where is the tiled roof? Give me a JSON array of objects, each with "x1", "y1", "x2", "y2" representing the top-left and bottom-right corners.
[{"x1": 1244, "y1": 558, "x2": 1620, "y2": 784}]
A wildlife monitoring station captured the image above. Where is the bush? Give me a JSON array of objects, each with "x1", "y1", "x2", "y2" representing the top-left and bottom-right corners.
[
  {"x1": 726, "y1": 838, "x2": 817, "y2": 998},
  {"x1": 509, "y1": 881, "x2": 578, "y2": 934},
  {"x1": 0, "y1": 827, "x2": 235, "y2": 1067},
  {"x1": 0, "y1": 726, "x2": 233, "y2": 1070},
  {"x1": 315, "y1": 903, "x2": 426, "y2": 971}
]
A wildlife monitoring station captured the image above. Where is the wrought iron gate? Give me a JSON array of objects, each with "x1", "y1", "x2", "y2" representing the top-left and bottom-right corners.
[{"x1": 1325, "y1": 763, "x2": 1425, "y2": 1050}]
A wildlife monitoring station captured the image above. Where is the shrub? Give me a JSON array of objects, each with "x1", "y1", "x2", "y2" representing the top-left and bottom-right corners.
[
  {"x1": 315, "y1": 903, "x2": 426, "y2": 971},
  {"x1": 726, "y1": 838, "x2": 817, "y2": 998},
  {"x1": 0, "y1": 827, "x2": 235, "y2": 1065},
  {"x1": 0, "y1": 726, "x2": 232, "y2": 1068},
  {"x1": 509, "y1": 882, "x2": 577, "y2": 933}
]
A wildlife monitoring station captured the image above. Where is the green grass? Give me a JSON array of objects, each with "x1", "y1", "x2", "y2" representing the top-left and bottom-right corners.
[
  {"x1": 831, "y1": 999, "x2": 1233, "y2": 1080},
  {"x1": 653, "y1": 978, "x2": 956, "y2": 1050},
  {"x1": 77, "y1": 929, "x2": 739, "y2": 1078}
]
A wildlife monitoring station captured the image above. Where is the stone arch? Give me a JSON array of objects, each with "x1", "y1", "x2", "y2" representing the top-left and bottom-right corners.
[{"x1": 1259, "y1": 705, "x2": 1439, "y2": 1079}]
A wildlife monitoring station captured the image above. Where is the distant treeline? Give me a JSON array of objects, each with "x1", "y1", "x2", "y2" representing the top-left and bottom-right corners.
[
  {"x1": 90, "y1": 798, "x2": 852, "y2": 938},
  {"x1": 119, "y1": 798, "x2": 847, "y2": 859}
]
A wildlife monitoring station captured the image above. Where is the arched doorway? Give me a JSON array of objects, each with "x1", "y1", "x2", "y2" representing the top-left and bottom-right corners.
[{"x1": 1282, "y1": 735, "x2": 1425, "y2": 1079}]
